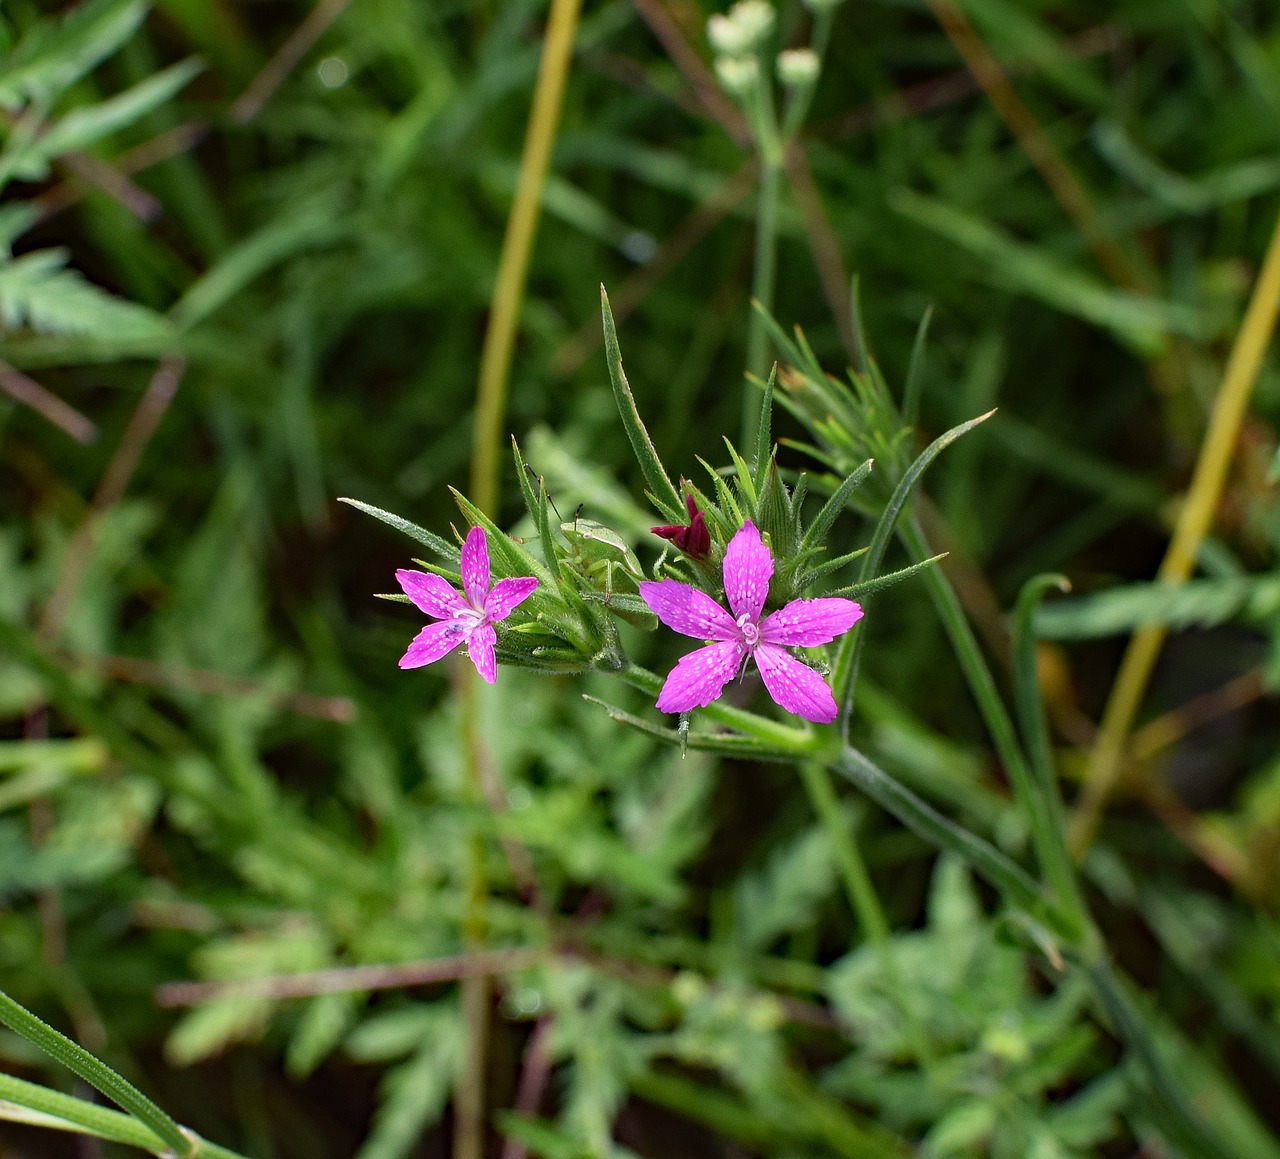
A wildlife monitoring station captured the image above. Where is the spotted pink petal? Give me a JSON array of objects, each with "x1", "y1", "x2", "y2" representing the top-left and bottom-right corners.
[
  {"x1": 396, "y1": 569, "x2": 466, "y2": 620},
  {"x1": 460, "y1": 525, "x2": 490, "y2": 607},
  {"x1": 399, "y1": 619, "x2": 468, "y2": 669},
  {"x1": 760, "y1": 598, "x2": 863, "y2": 647},
  {"x1": 485, "y1": 576, "x2": 538, "y2": 621},
  {"x1": 655, "y1": 639, "x2": 745, "y2": 713},
  {"x1": 467, "y1": 621, "x2": 497, "y2": 683},
  {"x1": 754, "y1": 642, "x2": 838, "y2": 723},
  {"x1": 722, "y1": 521, "x2": 773, "y2": 623},
  {"x1": 638, "y1": 579, "x2": 736, "y2": 640}
]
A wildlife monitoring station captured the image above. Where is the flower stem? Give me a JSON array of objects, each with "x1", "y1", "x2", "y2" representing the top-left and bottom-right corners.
[
  {"x1": 742, "y1": 157, "x2": 782, "y2": 449},
  {"x1": 0, "y1": 989, "x2": 195, "y2": 1157},
  {"x1": 798, "y1": 760, "x2": 936, "y2": 1071},
  {"x1": 900, "y1": 516, "x2": 1086, "y2": 936}
]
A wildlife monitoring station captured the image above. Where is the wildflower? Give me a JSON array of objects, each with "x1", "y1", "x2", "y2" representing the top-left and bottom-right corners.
[
  {"x1": 396, "y1": 526, "x2": 537, "y2": 683},
  {"x1": 652, "y1": 494, "x2": 711, "y2": 560},
  {"x1": 639, "y1": 521, "x2": 862, "y2": 723}
]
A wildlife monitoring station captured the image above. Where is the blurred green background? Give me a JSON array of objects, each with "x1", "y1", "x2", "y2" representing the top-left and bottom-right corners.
[{"x1": 2, "y1": 0, "x2": 1280, "y2": 1155}]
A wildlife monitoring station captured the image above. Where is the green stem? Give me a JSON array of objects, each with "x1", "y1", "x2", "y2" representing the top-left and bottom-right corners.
[
  {"x1": 798, "y1": 761, "x2": 935, "y2": 1072},
  {"x1": 622, "y1": 664, "x2": 822, "y2": 754},
  {"x1": 0, "y1": 1073, "x2": 250, "y2": 1158},
  {"x1": 0, "y1": 990, "x2": 193, "y2": 1157},
  {"x1": 742, "y1": 158, "x2": 782, "y2": 449},
  {"x1": 899, "y1": 516, "x2": 1086, "y2": 937},
  {"x1": 832, "y1": 748, "x2": 1064, "y2": 931},
  {"x1": 797, "y1": 762, "x2": 888, "y2": 943}
]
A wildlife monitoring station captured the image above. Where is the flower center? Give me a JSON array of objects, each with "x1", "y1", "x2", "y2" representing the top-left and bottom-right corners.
[
  {"x1": 736, "y1": 612, "x2": 759, "y2": 647},
  {"x1": 455, "y1": 606, "x2": 486, "y2": 635}
]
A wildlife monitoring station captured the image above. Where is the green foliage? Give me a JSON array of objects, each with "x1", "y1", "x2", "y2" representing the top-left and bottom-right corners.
[{"x1": 2, "y1": 0, "x2": 1280, "y2": 1156}]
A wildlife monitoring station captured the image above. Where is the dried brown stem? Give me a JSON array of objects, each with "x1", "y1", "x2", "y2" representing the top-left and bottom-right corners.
[
  {"x1": 58, "y1": 152, "x2": 161, "y2": 222},
  {"x1": 500, "y1": 1015, "x2": 555, "y2": 1159},
  {"x1": 230, "y1": 0, "x2": 353, "y2": 124},
  {"x1": 783, "y1": 141, "x2": 856, "y2": 365},
  {"x1": 0, "y1": 361, "x2": 98, "y2": 444},
  {"x1": 155, "y1": 948, "x2": 543, "y2": 1007},
  {"x1": 59, "y1": 651, "x2": 357, "y2": 722},
  {"x1": 925, "y1": 0, "x2": 1144, "y2": 292},
  {"x1": 629, "y1": 0, "x2": 749, "y2": 145},
  {"x1": 38, "y1": 357, "x2": 184, "y2": 642}
]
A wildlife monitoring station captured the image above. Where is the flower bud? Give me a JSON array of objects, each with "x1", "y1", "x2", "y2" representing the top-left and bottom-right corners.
[
  {"x1": 729, "y1": 0, "x2": 775, "y2": 45},
  {"x1": 707, "y1": 13, "x2": 752, "y2": 57},
  {"x1": 714, "y1": 54, "x2": 760, "y2": 97},
  {"x1": 776, "y1": 47, "x2": 820, "y2": 89}
]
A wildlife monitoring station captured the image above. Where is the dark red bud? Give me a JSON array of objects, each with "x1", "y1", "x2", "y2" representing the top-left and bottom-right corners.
[{"x1": 652, "y1": 494, "x2": 711, "y2": 560}]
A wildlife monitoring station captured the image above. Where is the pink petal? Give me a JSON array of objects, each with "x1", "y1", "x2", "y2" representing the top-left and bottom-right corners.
[
  {"x1": 655, "y1": 639, "x2": 744, "y2": 713},
  {"x1": 722, "y1": 521, "x2": 773, "y2": 623},
  {"x1": 460, "y1": 525, "x2": 490, "y2": 608},
  {"x1": 466, "y1": 622, "x2": 497, "y2": 684},
  {"x1": 638, "y1": 579, "x2": 736, "y2": 640},
  {"x1": 485, "y1": 576, "x2": 538, "y2": 621},
  {"x1": 399, "y1": 620, "x2": 467, "y2": 669},
  {"x1": 760, "y1": 598, "x2": 863, "y2": 647},
  {"x1": 754, "y1": 643, "x2": 838, "y2": 723},
  {"x1": 396, "y1": 569, "x2": 465, "y2": 620}
]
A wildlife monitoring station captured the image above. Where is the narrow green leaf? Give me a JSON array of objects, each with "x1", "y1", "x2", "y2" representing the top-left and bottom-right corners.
[
  {"x1": 801, "y1": 459, "x2": 874, "y2": 554},
  {"x1": 512, "y1": 437, "x2": 564, "y2": 584},
  {"x1": 902, "y1": 304, "x2": 933, "y2": 428},
  {"x1": 449, "y1": 489, "x2": 556, "y2": 587},
  {"x1": 0, "y1": 989, "x2": 192, "y2": 1158},
  {"x1": 38, "y1": 57, "x2": 203, "y2": 159},
  {"x1": 0, "y1": 0, "x2": 148, "y2": 109},
  {"x1": 752, "y1": 363, "x2": 777, "y2": 494},
  {"x1": 599, "y1": 286, "x2": 683, "y2": 520},
  {"x1": 584, "y1": 697, "x2": 792, "y2": 760},
  {"x1": 338, "y1": 498, "x2": 457, "y2": 560},
  {"x1": 831, "y1": 409, "x2": 996, "y2": 724},
  {"x1": 722, "y1": 436, "x2": 758, "y2": 510},
  {"x1": 827, "y1": 552, "x2": 946, "y2": 600},
  {"x1": 832, "y1": 748, "x2": 1058, "y2": 928}
]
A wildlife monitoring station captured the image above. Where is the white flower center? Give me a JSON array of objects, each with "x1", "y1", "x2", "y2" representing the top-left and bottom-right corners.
[
  {"x1": 455, "y1": 606, "x2": 486, "y2": 634},
  {"x1": 736, "y1": 612, "x2": 759, "y2": 647}
]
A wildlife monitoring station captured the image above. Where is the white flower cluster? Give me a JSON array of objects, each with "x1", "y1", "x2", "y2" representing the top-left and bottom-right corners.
[
  {"x1": 707, "y1": 0, "x2": 775, "y2": 57},
  {"x1": 707, "y1": 0, "x2": 775, "y2": 97}
]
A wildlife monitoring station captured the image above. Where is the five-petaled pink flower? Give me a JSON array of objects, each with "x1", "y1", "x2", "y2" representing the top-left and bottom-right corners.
[
  {"x1": 638, "y1": 521, "x2": 862, "y2": 723},
  {"x1": 396, "y1": 526, "x2": 538, "y2": 684}
]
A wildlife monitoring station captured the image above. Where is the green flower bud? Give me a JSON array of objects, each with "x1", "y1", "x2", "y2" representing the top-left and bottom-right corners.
[
  {"x1": 776, "y1": 47, "x2": 820, "y2": 89},
  {"x1": 714, "y1": 54, "x2": 760, "y2": 97}
]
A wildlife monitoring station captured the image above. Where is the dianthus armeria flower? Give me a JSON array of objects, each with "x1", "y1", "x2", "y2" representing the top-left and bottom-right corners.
[
  {"x1": 639, "y1": 521, "x2": 862, "y2": 723},
  {"x1": 395, "y1": 526, "x2": 537, "y2": 683}
]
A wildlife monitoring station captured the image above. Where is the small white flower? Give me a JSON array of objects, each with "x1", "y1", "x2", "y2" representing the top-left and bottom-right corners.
[
  {"x1": 729, "y1": 0, "x2": 776, "y2": 45},
  {"x1": 714, "y1": 54, "x2": 760, "y2": 97},
  {"x1": 707, "y1": 13, "x2": 752, "y2": 57},
  {"x1": 776, "y1": 47, "x2": 820, "y2": 88}
]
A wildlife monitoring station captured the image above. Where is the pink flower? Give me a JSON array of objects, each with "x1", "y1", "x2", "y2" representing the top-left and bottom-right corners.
[
  {"x1": 638, "y1": 521, "x2": 862, "y2": 724},
  {"x1": 395, "y1": 526, "x2": 538, "y2": 684}
]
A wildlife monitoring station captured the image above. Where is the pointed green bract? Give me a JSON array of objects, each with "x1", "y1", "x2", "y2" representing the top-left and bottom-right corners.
[
  {"x1": 512, "y1": 437, "x2": 565, "y2": 585},
  {"x1": 902, "y1": 304, "x2": 933, "y2": 429},
  {"x1": 338, "y1": 498, "x2": 458, "y2": 560},
  {"x1": 830, "y1": 409, "x2": 997, "y2": 724},
  {"x1": 752, "y1": 364, "x2": 777, "y2": 495},
  {"x1": 599, "y1": 286, "x2": 684, "y2": 521},
  {"x1": 801, "y1": 459, "x2": 874, "y2": 555}
]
